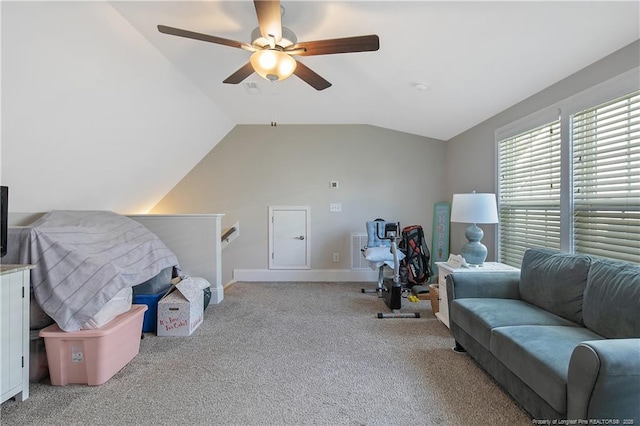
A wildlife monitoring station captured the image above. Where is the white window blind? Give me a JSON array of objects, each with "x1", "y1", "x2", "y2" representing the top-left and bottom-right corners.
[
  {"x1": 498, "y1": 120, "x2": 562, "y2": 267},
  {"x1": 572, "y1": 91, "x2": 640, "y2": 263}
]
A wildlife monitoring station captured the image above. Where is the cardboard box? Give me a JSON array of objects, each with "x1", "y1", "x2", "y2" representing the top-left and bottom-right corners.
[{"x1": 157, "y1": 278, "x2": 204, "y2": 336}]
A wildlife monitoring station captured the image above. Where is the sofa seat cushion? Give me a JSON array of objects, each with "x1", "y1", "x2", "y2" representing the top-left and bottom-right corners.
[
  {"x1": 491, "y1": 325, "x2": 604, "y2": 414},
  {"x1": 451, "y1": 298, "x2": 580, "y2": 350}
]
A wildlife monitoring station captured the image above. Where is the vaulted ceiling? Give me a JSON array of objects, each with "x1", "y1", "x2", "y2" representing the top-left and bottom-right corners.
[
  {"x1": 2, "y1": 1, "x2": 639, "y2": 214},
  {"x1": 112, "y1": 1, "x2": 640, "y2": 141}
]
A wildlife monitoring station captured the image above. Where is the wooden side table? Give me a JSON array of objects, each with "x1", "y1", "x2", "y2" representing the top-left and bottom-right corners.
[{"x1": 435, "y1": 262, "x2": 519, "y2": 328}]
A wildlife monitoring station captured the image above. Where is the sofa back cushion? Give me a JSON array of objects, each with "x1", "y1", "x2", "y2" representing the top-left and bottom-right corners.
[
  {"x1": 583, "y1": 259, "x2": 640, "y2": 338},
  {"x1": 519, "y1": 248, "x2": 591, "y2": 325}
]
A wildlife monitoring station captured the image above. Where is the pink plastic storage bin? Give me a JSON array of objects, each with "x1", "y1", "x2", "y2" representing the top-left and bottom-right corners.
[{"x1": 39, "y1": 304, "x2": 147, "y2": 386}]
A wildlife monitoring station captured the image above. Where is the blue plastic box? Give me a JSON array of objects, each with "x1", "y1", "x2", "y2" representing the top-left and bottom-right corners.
[
  {"x1": 133, "y1": 290, "x2": 168, "y2": 332},
  {"x1": 132, "y1": 267, "x2": 173, "y2": 296}
]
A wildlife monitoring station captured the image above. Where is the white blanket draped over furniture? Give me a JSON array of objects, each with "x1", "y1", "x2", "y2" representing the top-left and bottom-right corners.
[{"x1": 8, "y1": 211, "x2": 178, "y2": 331}]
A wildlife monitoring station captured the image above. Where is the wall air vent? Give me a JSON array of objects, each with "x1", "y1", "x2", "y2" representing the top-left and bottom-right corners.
[{"x1": 351, "y1": 233, "x2": 368, "y2": 270}]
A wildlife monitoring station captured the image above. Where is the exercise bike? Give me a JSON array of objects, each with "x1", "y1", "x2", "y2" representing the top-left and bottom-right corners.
[{"x1": 363, "y1": 222, "x2": 420, "y2": 319}]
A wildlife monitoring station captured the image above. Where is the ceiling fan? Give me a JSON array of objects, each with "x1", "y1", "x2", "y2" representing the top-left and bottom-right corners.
[{"x1": 157, "y1": 0, "x2": 380, "y2": 91}]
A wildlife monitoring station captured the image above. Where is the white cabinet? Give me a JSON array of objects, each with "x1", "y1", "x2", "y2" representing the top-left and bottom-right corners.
[
  {"x1": 435, "y1": 262, "x2": 519, "y2": 328},
  {"x1": 1, "y1": 265, "x2": 33, "y2": 403}
]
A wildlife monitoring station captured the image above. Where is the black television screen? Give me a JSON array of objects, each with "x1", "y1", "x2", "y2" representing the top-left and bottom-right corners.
[{"x1": 1, "y1": 186, "x2": 7, "y2": 258}]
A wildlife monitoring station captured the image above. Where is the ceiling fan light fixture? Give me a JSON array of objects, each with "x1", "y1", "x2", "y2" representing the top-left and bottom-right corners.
[
  {"x1": 157, "y1": 2, "x2": 380, "y2": 91},
  {"x1": 250, "y1": 49, "x2": 297, "y2": 82}
]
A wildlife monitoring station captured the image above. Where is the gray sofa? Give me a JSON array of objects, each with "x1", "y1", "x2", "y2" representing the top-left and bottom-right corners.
[{"x1": 446, "y1": 248, "x2": 640, "y2": 422}]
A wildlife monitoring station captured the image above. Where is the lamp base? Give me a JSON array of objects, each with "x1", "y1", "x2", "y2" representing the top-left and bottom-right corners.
[{"x1": 461, "y1": 224, "x2": 488, "y2": 266}]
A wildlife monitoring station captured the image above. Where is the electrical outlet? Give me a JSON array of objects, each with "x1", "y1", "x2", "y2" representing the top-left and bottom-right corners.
[
  {"x1": 332, "y1": 253, "x2": 340, "y2": 262},
  {"x1": 329, "y1": 203, "x2": 342, "y2": 212}
]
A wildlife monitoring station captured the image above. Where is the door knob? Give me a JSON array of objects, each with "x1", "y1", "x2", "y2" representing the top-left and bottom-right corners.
[{"x1": 294, "y1": 235, "x2": 305, "y2": 240}]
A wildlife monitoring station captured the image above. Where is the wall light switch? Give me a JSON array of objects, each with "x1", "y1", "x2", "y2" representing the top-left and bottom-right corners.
[{"x1": 329, "y1": 203, "x2": 342, "y2": 212}]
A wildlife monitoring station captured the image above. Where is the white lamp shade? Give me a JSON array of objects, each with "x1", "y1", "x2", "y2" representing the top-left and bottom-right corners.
[
  {"x1": 450, "y1": 193, "x2": 499, "y2": 224},
  {"x1": 250, "y1": 50, "x2": 297, "y2": 82}
]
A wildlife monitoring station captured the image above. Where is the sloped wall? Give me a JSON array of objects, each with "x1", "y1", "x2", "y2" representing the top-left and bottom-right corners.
[
  {"x1": 151, "y1": 124, "x2": 446, "y2": 284},
  {"x1": 445, "y1": 40, "x2": 640, "y2": 259},
  {"x1": 1, "y1": 2, "x2": 234, "y2": 213}
]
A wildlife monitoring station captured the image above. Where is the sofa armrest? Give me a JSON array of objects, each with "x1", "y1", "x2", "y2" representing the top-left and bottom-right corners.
[
  {"x1": 446, "y1": 271, "x2": 521, "y2": 303},
  {"x1": 567, "y1": 339, "x2": 640, "y2": 422}
]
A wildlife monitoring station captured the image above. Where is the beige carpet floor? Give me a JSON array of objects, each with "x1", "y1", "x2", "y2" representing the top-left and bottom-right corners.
[{"x1": 1, "y1": 281, "x2": 531, "y2": 425}]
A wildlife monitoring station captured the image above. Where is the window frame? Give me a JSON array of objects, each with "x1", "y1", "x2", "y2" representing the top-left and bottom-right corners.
[
  {"x1": 495, "y1": 67, "x2": 639, "y2": 266},
  {"x1": 497, "y1": 118, "x2": 562, "y2": 266}
]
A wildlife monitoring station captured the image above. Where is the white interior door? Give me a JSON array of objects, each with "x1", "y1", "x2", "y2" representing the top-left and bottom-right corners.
[{"x1": 269, "y1": 206, "x2": 310, "y2": 269}]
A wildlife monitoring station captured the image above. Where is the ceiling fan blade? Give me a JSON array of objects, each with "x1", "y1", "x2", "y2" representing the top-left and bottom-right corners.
[
  {"x1": 254, "y1": 1, "x2": 282, "y2": 42},
  {"x1": 223, "y1": 62, "x2": 255, "y2": 84},
  {"x1": 158, "y1": 25, "x2": 251, "y2": 50},
  {"x1": 293, "y1": 61, "x2": 331, "y2": 91},
  {"x1": 292, "y1": 35, "x2": 380, "y2": 56}
]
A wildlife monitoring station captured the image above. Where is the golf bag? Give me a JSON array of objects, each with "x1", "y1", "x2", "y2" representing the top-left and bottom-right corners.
[{"x1": 399, "y1": 225, "x2": 433, "y2": 287}]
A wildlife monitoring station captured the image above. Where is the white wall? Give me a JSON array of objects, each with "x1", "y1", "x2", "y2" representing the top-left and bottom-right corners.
[
  {"x1": 1, "y1": 2, "x2": 234, "y2": 213},
  {"x1": 151, "y1": 124, "x2": 447, "y2": 284},
  {"x1": 445, "y1": 40, "x2": 640, "y2": 261},
  {"x1": 4, "y1": 2, "x2": 636, "y2": 278}
]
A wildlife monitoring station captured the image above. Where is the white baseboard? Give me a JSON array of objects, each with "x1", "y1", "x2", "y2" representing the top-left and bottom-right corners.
[
  {"x1": 223, "y1": 279, "x2": 237, "y2": 289},
  {"x1": 233, "y1": 269, "x2": 378, "y2": 282}
]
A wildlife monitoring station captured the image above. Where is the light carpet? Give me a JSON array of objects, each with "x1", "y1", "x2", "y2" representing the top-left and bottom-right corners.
[{"x1": 1, "y1": 281, "x2": 531, "y2": 425}]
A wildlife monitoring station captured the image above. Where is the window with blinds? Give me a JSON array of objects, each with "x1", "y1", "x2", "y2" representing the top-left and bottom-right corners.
[
  {"x1": 498, "y1": 120, "x2": 562, "y2": 267},
  {"x1": 572, "y1": 91, "x2": 640, "y2": 263}
]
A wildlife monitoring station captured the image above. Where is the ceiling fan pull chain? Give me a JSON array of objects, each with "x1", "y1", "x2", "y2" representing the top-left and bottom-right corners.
[{"x1": 271, "y1": 81, "x2": 277, "y2": 127}]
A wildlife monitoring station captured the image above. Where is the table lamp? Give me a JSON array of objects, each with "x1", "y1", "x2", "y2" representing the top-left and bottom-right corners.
[{"x1": 450, "y1": 192, "x2": 499, "y2": 266}]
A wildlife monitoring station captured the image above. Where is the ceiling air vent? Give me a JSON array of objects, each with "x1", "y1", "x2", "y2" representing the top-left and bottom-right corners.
[{"x1": 243, "y1": 82, "x2": 261, "y2": 95}]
